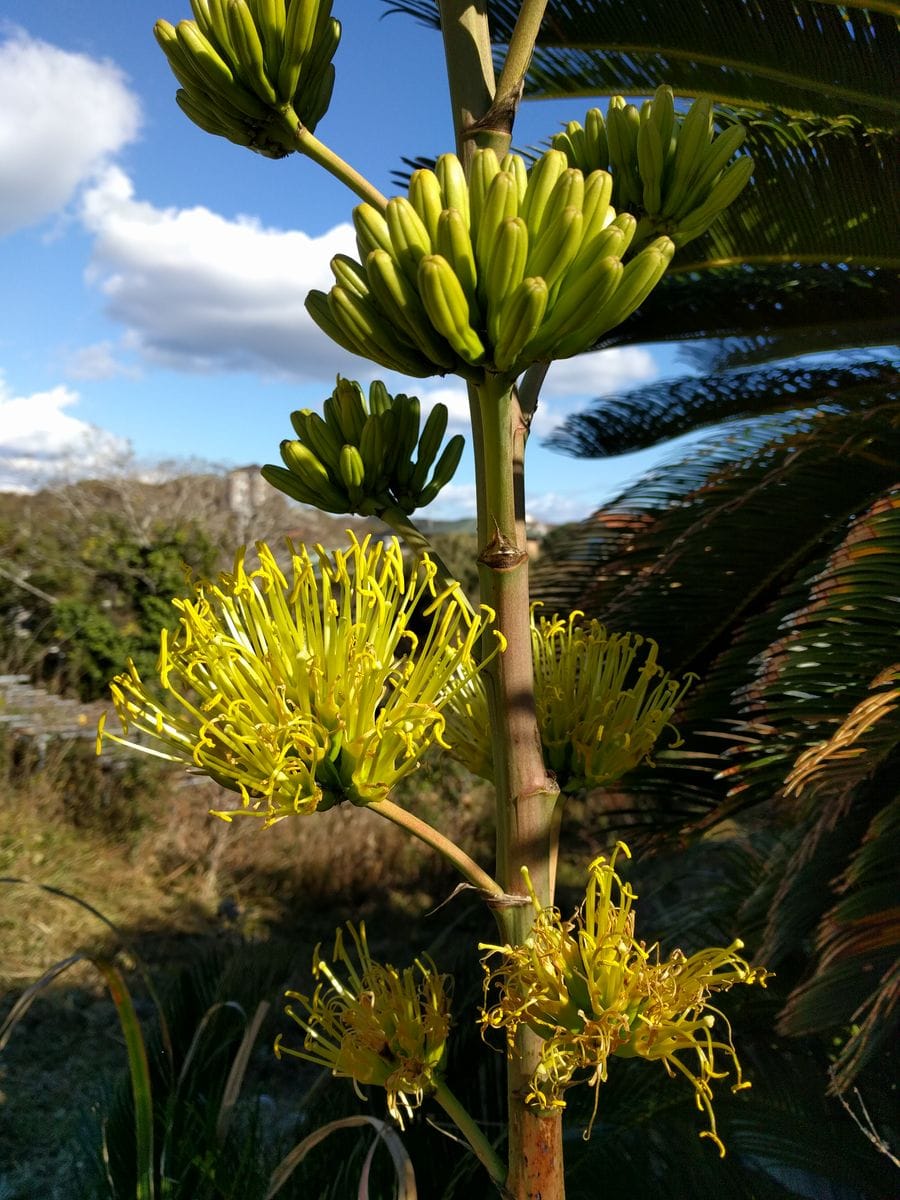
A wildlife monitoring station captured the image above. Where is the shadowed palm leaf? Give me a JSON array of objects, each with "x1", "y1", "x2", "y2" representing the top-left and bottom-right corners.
[
  {"x1": 533, "y1": 375, "x2": 900, "y2": 1094},
  {"x1": 534, "y1": 380, "x2": 899, "y2": 671},
  {"x1": 385, "y1": 1, "x2": 898, "y2": 124}
]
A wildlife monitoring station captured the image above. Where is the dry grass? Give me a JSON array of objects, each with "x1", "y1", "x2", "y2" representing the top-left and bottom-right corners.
[{"x1": 0, "y1": 732, "x2": 492, "y2": 1199}]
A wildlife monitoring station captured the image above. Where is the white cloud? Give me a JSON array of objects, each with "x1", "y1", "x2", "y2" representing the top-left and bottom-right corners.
[
  {"x1": 0, "y1": 30, "x2": 140, "y2": 236},
  {"x1": 80, "y1": 167, "x2": 367, "y2": 381},
  {"x1": 543, "y1": 347, "x2": 657, "y2": 400},
  {"x1": 0, "y1": 375, "x2": 130, "y2": 492},
  {"x1": 524, "y1": 490, "x2": 596, "y2": 525},
  {"x1": 415, "y1": 382, "x2": 470, "y2": 428},
  {"x1": 65, "y1": 340, "x2": 140, "y2": 381},
  {"x1": 75, "y1": 166, "x2": 664, "y2": 392}
]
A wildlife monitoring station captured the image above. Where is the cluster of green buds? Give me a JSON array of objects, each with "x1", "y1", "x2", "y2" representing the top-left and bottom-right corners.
[
  {"x1": 442, "y1": 608, "x2": 692, "y2": 791},
  {"x1": 553, "y1": 86, "x2": 754, "y2": 251},
  {"x1": 277, "y1": 922, "x2": 452, "y2": 1126},
  {"x1": 98, "y1": 535, "x2": 502, "y2": 824},
  {"x1": 262, "y1": 377, "x2": 465, "y2": 517},
  {"x1": 154, "y1": 0, "x2": 340, "y2": 157},
  {"x1": 481, "y1": 844, "x2": 771, "y2": 1154},
  {"x1": 306, "y1": 147, "x2": 676, "y2": 380}
]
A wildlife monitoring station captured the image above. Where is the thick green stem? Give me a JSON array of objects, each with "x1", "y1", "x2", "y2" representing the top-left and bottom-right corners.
[
  {"x1": 370, "y1": 797, "x2": 503, "y2": 900},
  {"x1": 432, "y1": 1078, "x2": 508, "y2": 1190},
  {"x1": 473, "y1": 376, "x2": 564, "y2": 1200},
  {"x1": 438, "y1": 1, "x2": 509, "y2": 166},
  {"x1": 439, "y1": 5, "x2": 566, "y2": 1192},
  {"x1": 281, "y1": 113, "x2": 388, "y2": 209}
]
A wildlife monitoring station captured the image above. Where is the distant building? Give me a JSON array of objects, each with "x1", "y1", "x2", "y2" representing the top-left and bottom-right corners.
[{"x1": 226, "y1": 466, "x2": 271, "y2": 520}]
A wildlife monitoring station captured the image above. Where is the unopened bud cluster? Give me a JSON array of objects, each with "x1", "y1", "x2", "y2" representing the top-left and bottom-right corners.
[
  {"x1": 553, "y1": 87, "x2": 754, "y2": 250},
  {"x1": 155, "y1": 0, "x2": 340, "y2": 157},
  {"x1": 306, "y1": 148, "x2": 675, "y2": 380},
  {"x1": 262, "y1": 377, "x2": 464, "y2": 517}
]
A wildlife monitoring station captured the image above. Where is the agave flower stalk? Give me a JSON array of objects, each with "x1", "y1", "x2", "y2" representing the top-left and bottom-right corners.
[{"x1": 114, "y1": 0, "x2": 767, "y2": 1193}]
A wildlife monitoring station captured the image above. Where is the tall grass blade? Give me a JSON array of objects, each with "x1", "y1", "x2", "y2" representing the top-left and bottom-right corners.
[
  {"x1": 0, "y1": 877, "x2": 174, "y2": 1068},
  {"x1": 264, "y1": 1115, "x2": 417, "y2": 1200},
  {"x1": 157, "y1": 999, "x2": 248, "y2": 1184},
  {"x1": 0, "y1": 947, "x2": 156, "y2": 1200},
  {"x1": 217, "y1": 1000, "x2": 270, "y2": 1143},
  {"x1": 92, "y1": 959, "x2": 156, "y2": 1200}
]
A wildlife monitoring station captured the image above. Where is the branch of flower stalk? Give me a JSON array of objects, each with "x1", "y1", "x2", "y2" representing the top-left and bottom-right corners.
[
  {"x1": 517, "y1": 362, "x2": 550, "y2": 424},
  {"x1": 277, "y1": 111, "x2": 388, "y2": 209},
  {"x1": 432, "y1": 1077, "x2": 509, "y2": 1191},
  {"x1": 473, "y1": 377, "x2": 561, "y2": 902},
  {"x1": 493, "y1": 0, "x2": 550, "y2": 119},
  {"x1": 370, "y1": 797, "x2": 505, "y2": 902},
  {"x1": 472, "y1": 378, "x2": 565, "y2": 1199}
]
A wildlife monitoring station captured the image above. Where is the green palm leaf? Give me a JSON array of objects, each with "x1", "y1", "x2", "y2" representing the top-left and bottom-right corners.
[
  {"x1": 386, "y1": 1, "x2": 899, "y2": 124},
  {"x1": 546, "y1": 356, "x2": 896, "y2": 457}
]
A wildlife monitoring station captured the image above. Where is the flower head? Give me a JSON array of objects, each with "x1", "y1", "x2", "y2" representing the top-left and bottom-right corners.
[
  {"x1": 481, "y1": 844, "x2": 770, "y2": 1153},
  {"x1": 444, "y1": 607, "x2": 691, "y2": 790},
  {"x1": 276, "y1": 923, "x2": 452, "y2": 1126},
  {"x1": 99, "y1": 534, "x2": 499, "y2": 824}
]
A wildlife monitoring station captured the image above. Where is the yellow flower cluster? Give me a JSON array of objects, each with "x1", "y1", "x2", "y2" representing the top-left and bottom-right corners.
[
  {"x1": 481, "y1": 844, "x2": 770, "y2": 1154},
  {"x1": 443, "y1": 607, "x2": 691, "y2": 790},
  {"x1": 276, "y1": 923, "x2": 451, "y2": 1127},
  {"x1": 98, "y1": 534, "x2": 500, "y2": 824}
]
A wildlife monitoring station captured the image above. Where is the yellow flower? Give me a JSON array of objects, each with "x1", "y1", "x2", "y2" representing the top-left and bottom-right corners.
[
  {"x1": 480, "y1": 844, "x2": 770, "y2": 1153},
  {"x1": 98, "y1": 534, "x2": 500, "y2": 824},
  {"x1": 443, "y1": 607, "x2": 691, "y2": 790},
  {"x1": 276, "y1": 923, "x2": 452, "y2": 1127}
]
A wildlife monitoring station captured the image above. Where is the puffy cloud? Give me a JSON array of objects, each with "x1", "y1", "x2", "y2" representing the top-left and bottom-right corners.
[
  {"x1": 0, "y1": 30, "x2": 140, "y2": 236},
  {"x1": 0, "y1": 376, "x2": 130, "y2": 492},
  {"x1": 543, "y1": 347, "x2": 657, "y2": 399},
  {"x1": 76, "y1": 168, "x2": 663, "y2": 392},
  {"x1": 525, "y1": 490, "x2": 597, "y2": 525},
  {"x1": 80, "y1": 167, "x2": 365, "y2": 381}
]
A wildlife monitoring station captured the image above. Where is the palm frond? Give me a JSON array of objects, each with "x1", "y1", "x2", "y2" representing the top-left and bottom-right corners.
[
  {"x1": 533, "y1": 401, "x2": 900, "y2": 674},
  {"x1": 667, "y1": 113, "x2": 899, "y2": 271},
  {"x1": 602, "y1": 262, "x2": 899, "y2": 354},
  {"x1": 384, "y1": 1, "x2": 899, "y2": 125},
  {"x1": 546, "y1": 357, "x2": 896, "y2": 458},
  {"x1": 680, "y1": 336, "x2": 898, "y2": 375}
]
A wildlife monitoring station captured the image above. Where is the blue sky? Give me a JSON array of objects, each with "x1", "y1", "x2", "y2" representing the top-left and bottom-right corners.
[{"x1": 0, "y1": 1, "x2": 684, "y2": 521}]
